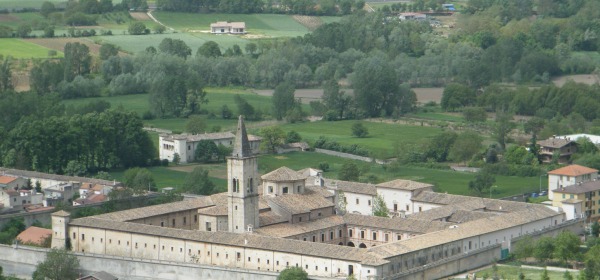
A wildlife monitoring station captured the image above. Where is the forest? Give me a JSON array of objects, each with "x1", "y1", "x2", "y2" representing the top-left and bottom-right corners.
[{"x1": 0, "y1": 0, "x2": 600, "y2": 176}]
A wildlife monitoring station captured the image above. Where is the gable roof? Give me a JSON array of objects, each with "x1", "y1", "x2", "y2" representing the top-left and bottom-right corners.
[
  {"x1": 324, "y1": 179, "x2": 377, "y2": 196},
  {"x1": 376, "y1": 179, "x2": 433, "y2": 191},
  {"x1": 0, "y1": 175, "x2": 18, "y2": 185},
  {"x1": 537, "y1": 138, "x2": 575, "y2": 149},
  {"x1": 77, "y1": 271, "x2": 118, "y2": 280},
  {"x1": 261, "y1": 167, "x2": 306, "y2": 181},
  {"x1": 16, "y1": 226, "x2": 52, "y2": 245},
  {"x1": 548, "y1": 164, "x2": 598, "y2": 176},
  {"x1": 265, "y1": 187, "x2": 334, "y2": 215},
  {"x1": 553, "y1": 180, "x2": 600, "y2": 195}
]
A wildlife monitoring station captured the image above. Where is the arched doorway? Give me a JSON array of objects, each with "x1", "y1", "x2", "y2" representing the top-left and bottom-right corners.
[
  {"x1": 338, "y1": 242, "x2": 344, "y2": 245},
  {"x1": 347, "y1": 242, "x2": 355, "y2": 247},
  {"x1": 359, "y1": 243, "x2": 367, "y2": 248}
]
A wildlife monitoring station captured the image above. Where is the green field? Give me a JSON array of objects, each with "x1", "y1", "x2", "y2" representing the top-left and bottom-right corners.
[
  {"x1": 474, "y1": 265, "x2": 580, "y2": 280},
  {"x1": 279, "y1": 120, "x2": 445, "y2": 159},
  {"x1": 153, "y1": 12, "x2": 311, "y2": 37},
  {"x1": 0, "y1": 0, "x2": 64, "y2": 9},
  {"x1": 0, "y1": 38, "x2": 62, "y2": 58},
  {"x1": 126, "y1": 152, "x2": 541, "y2": 198}
]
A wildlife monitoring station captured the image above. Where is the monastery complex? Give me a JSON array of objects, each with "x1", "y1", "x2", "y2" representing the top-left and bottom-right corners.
[{"x1": 51, "y1": 117, "x2": 584, "y2": 279}]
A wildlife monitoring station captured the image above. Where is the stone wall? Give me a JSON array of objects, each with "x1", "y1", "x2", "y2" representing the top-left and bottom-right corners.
[
  {"x1": 0, "y1": 244, "x2": 279, "y2": 280},
  {"x1": 314, "y1": 149, "x2": 390, "y2": 164}
]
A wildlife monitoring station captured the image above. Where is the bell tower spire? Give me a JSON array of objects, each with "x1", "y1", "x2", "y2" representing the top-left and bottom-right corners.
[{"x1": 227, "y1": 115, "x2": 260, "y2": 233}]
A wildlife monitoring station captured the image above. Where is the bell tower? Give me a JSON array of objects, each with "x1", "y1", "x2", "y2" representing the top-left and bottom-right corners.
[{"x1": 227, "y1": 115, "x2": 260, "y2": 233}]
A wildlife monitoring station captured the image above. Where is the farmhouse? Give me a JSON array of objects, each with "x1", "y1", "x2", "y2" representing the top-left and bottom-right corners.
[
  {"x1": 210, "y1": 21, "x2": 246, "y2": 34},
  {"x1": 537, "y1": 137, "x2": 577, "y2": 163},
  {"x1": 399, "y1": 13, "x2": 427, "y2": 21},
  {"x1": 159, "y1": 131, "x2": 261, "y2": 163},
  {"x1": 52, "y1": 116, "x2": 584, "y2": 279}
]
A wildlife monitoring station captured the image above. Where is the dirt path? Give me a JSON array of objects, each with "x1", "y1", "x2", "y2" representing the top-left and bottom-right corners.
[{"x1": 146, "y1": 10, "x2": 175, "y2": 32}]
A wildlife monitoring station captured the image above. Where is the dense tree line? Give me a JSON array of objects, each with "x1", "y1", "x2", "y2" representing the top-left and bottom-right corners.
[{"x1": 156, "y1": 0, "x2": 363, "y2": 15}]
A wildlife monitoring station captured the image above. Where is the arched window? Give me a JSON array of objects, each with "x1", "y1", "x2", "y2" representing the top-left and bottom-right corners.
[{"x1": 249, "y1": 178, "x2": 253, "y2": 193}]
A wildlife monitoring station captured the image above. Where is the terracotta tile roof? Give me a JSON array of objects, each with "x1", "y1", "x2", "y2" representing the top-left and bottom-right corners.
[
  {"x1": 69, "y1": 217, "x2": 386, "y2": 266},
  {"x1": 368, "y1": 206, "x2": 561, "y2": 259},
  {"x1": 94, "y1": 196, "x2": 215, "y2": 222},
  {"x1": 553, "y1": 180, "x2": 600, "y2": 195},
  {"x1": 16, "y1": 226, "x2": 52, "y2": 245},
  {"x1": 343, "y1": 214, "x2": 450, "y2": 233},
  {"x1": 411, "y1": 191, "x2": 475, "y2": 205},
  {"x1": 548, "y1": 165, "x2": 598, "y2": 176},
  {"x1": 259, "y1": 211, "x2": 287, "y2": 227},
  {"x1": 324, "y1": 179, "x2": 377, "y2": 196},
  {"x1": 255, "y1": 215, "x2": 346, "y2": 238},
  {"x1": 26, "y1": 205, "x2": 54, "y2": 212},
  {"x1": 537, "y1": 138, "x2": 575, "y2": 149},
  {"x1": 2, "y1": 189, "x2": 18, "y2": 196},
  {"x1": 0, "y1": 175, "x2": 18, "y2": 184},
  {"x1": 376, "y1": 179, "x2": 433, "y2": 191},
  {"x1": 265, "y1": 187, "x2": 334, "y2": 214},
  {"x1": 197, "y1": 205, "x2": 227, "y2": 216},
  {"x1": 52, "y1": 210, "x2": 71, "y2": 217},
  {"x1": 261, "y1": 167, "x2": 307, "y2": 181}
]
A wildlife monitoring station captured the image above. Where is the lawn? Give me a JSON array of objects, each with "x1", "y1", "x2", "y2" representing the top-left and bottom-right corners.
[
  {"x1": 474, "y1": 265, "x2": 580, "y2": 280},
  {"x1": 278, "y1": 120, "x2": 445, "y2": 159},
  {"x1": 0, "y1": 38, "x2": 62, "y2": 58},
  {"x1": 129, "y1": 152, "x2": 541, "y2": 198},
  {"x1": 153, "y1": 12, "x2": 310, "y2": 37},
  {"x1": 0, "y1": 0, "x2": 122, "y2": 9}
]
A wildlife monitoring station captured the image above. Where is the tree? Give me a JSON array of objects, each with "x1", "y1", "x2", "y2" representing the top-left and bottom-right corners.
[
  {"x1": 322, "y1": 79, "x2": 351, "y2": 120},
  {"x1": 173, "y1": 153, "x2": 180, "y2": 165},
  {"x1": 554, "y1": 231, "x2": 581, "y2": 264},
  {"x1": 277, "y1": 267, "x2": 308, "y2": 280},
  {"x1": 40, "y1": 1, "x2": 56, "y2": 18},
  {"x1": 128, "y1": 21, "x2": 148, "y2": 35},
  {"x1": 285, "y1": 131, "x2": 302, "y2": 143},
  {"x1": 449, "y1": 131, "x2": 483, "y2": 165},
  {"x1": 591, "y1": 222, "x2": 600, "y2": 237},
  {"x1": 468, "y1": 169, "x2": 495, "y2": 196},
  {"x1": 185, "y1": 115, "x2": 206, "y2": 134},
  {"x1": 99, "y1": 43, "x2": 119, "y2": 60},
  {"x1": 195, "y1": 140, "x2": 218, "y2": 163},
  {"x1": 221, "y1": 105, "x2": 233, "y2": 119},
  {"x1": 260, "y1": 126, "x2": 285, "y2": 153},
  {"x1": 372, "y1": 194, "x2": 389, "y2": 217},
  {"x1": 43, "y1": 26, "x2": 54, "y2": 38},
  {"x1": 541, "y1": 269, "x2": 550, "y2": 280},
  {"x1": 123, "y1": 167, "x2": 156, "y2": 194},
  {"x1": 585, "y1": 244, "x2": 600, "y2": 279},
  {"x1": 352, "y1": 55, "x2": 403, "y2": 117},
  {"x1": 339, "y1": 162, "x2": 359, "y2": 181},
  {"x1": 534, "y1": 236, "x2": 555, "y2": 263},
  {"x1": 32, "y1": 249, "x2": 80, "y2": 280},
  {"x1": 63, "y1": 42, "x2": 91, "y2": 82},
  {"x1": 181, "y1": 167, "x2": 216, "y2": 195},
  {"x1": 563, "y1": 270, "x2": 573, "y2": 280},
  {"x1": 153, "y1": 25, "x2": 166, "y2": 34},
  {"x1": 16, "y1": 24, "x2": 32, "y2": 38},
  {"x1": 463, "y1": 107, "x2": 487, "y2": 123},
  {"x1": 158, "y1": 38, "x2": 192, "y2": 59},
  {"x1": 513, "y1": 235, "x2": 534, "y2": 260},
  {"x1": 197, "y1": 41, "x2": 222, "y2": 58},
  {"x1": 245, "y1": 42, "x2": 257, "y2": 55},
  {"x1": 493, "y1": 113, "x2": 516, "y2": 150},
  {"x1": 0, "y1": 58, "x2": 13, "y2": 92},
  {"x1": 424, "y1": 131, "x2": 458, "y2": 162},
  {"x1": 351, "y1": 122, "x2": 369, "y2": 138},
  {"x1": 272, "y1": 82, "x2": 295, "y2": 121},
  {"x1": 441, "y1": 83, "x2": 476, "y2": 111}
]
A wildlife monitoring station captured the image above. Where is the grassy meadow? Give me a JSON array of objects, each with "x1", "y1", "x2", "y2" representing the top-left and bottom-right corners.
[
  {"x1": 153, "y1": 12, "x2": 311, "y2": 37},
  {"x1": 279, "y1": 120, "x2": 445, "y2": 159},
  {"x1": 0, "y1": 38, "x2": 62, "y2": 58},
  {"x1": 125, "y1": 151, "x2": 541, "y2": 198}
]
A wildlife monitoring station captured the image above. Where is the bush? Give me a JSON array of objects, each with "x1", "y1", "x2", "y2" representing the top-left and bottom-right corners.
[
  {"x1": 318, "y1": 161, "x2": 330, "y2": 172},
  {"x1": 313, "y1": 137, "x2": 369, "y2": 157}
]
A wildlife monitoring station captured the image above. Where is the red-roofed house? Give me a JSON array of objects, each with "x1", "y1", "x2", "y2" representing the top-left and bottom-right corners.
[
  {"x1": 73, "y1": 193, "x2": 107, "y2": 206},
  {"x1": 548, "y1": 164, "x2": 599, "y2": 200},
  {"x1": 0, "y1": 175, "x2": 26, "y2": 190},
  {"x1": 16, "y1": 226, "x2": 52, "y2": 246}
]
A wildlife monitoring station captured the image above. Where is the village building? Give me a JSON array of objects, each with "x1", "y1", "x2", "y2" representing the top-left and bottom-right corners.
[
  {"x1": 547, "y1": 164, "x2": 598, "y2": 200},
  {"x1": 77, "y1": 271, "x2": 119, "y2": 280},
  {"x1": 399, "y1": 12, "x2": 427, "y2": 21},
  {"x1": 210, "y1": 21, "x2": 246, "y2": 34},
  {"x1": 537, "y1": 137, "x2": 578, "y2": 164},
  {"x1": 0, "y1": 175, "x2": 27, "y2": 190},
  {"x1": 52, "y1": 116, "x2": 584, "y2": 280},
  {"x1": 159, "y1": 131, "x2": 261, "y2": 163}
]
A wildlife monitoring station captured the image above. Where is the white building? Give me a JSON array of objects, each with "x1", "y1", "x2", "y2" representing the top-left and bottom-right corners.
[
  {"x1": 547, "y1": 164, "x2": 598, "y2": 200},
  {"x1": 159, "y1": 132, "x2": 261, "y2": 164},
  {"x1": 210, "y1": 21, "x2": 246, "y2": 34}
]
